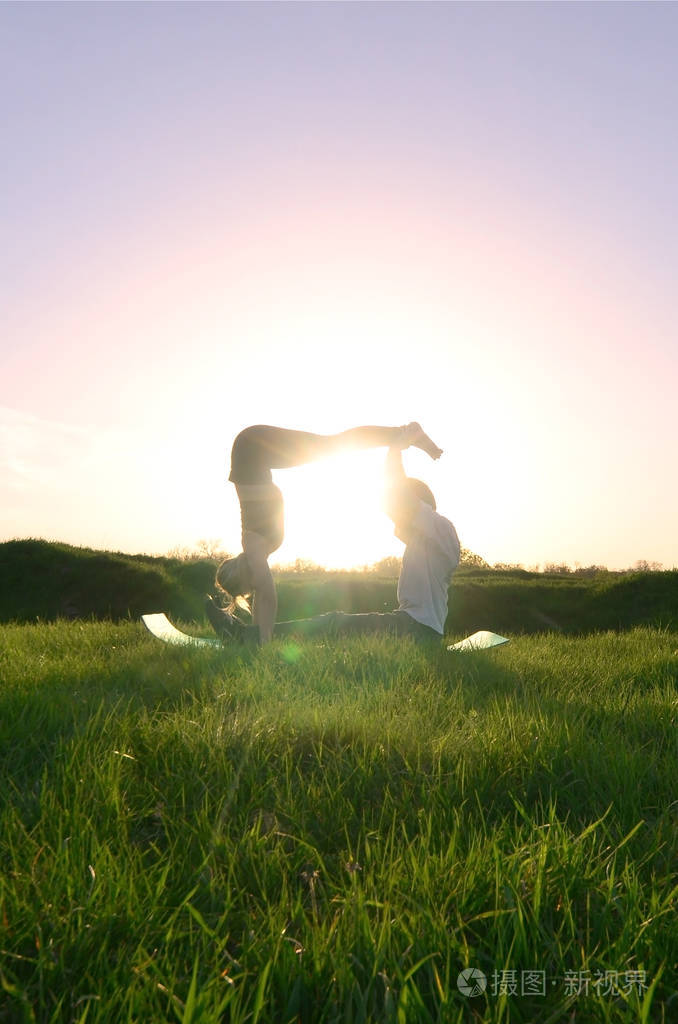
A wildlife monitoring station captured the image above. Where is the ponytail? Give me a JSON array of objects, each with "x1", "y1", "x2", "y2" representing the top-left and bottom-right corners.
[{"x1": 215, "y1": 553, "x2": 252, "y2": 616}]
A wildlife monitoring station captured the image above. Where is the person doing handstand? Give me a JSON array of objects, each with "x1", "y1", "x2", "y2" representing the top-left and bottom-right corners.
[
  {"x1": 209, "y1": 423, "x2": 443, "y2": 644},
  {"x1": 206, "y1": 437, "x2": 459, "y2": 645}
]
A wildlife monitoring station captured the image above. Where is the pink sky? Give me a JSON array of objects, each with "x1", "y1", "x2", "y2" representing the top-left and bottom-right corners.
[{"x1": 2, "y1": 2, "x2": 677, "y2": 569}]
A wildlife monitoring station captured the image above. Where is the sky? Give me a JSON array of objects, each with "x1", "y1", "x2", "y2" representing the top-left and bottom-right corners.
[{"x1": 2, "y1": 1, "x2": 677, "y2": 570}]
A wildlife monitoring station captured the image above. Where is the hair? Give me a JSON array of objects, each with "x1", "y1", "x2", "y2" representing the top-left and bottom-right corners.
[
  {"x1": 408, "y1": 478, "x2": 436, "y2": 511},
  {"x1": 215, "y1": 553, "x2": 251, "y2": 615}
]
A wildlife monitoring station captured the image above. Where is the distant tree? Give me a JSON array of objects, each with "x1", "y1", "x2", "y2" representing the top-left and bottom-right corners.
[
  {"x1": 195, "y1": 538, "x2": 230, "y2": 561},
  {"x1": 543, "y1": 562, "x2": 572, "y2": 575},
  {"x1": 631, "y1": 559, "x2": 663, "y2": 573},
  {"x1": 166, "y1": 544, "x2": 192, "y2": 561},
  {"x1": 573, "y1": 564, "x2": 608, "y2": 577},
  {"x1": 493, "y1": 562, "x2": 526, "y2": 572},
  {"x1": 460, "y1": 547, "x2": 490, "y2": 568},
  {"x1": 167, "y1": 540, "x2": 231, "y2": 562},
  {"x1": 372, "y1": 555, "x2": 402, "y2": 576},
  {"x1": 274, "y1": 558, "x2": 327, "y2": 575}
]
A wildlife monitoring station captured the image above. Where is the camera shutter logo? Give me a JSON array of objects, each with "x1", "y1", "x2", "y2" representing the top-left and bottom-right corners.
[{"x1": 457, "y1": 967, "x2": 487, "y2": 997}]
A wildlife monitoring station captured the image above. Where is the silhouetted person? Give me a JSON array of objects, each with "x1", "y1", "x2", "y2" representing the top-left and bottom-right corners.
[{"x1": 206, "y1": 439, "x2": 458, "y2": 645}]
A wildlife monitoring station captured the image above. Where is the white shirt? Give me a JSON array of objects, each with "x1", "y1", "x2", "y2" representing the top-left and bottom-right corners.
[{"x1": 396, "y1": 501, "x2": 460, "y2": 634}]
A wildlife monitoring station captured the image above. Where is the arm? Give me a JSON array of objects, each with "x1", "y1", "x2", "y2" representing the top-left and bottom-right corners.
[
  {"x1": 384, "y1": 447, "x2": 419, "y2": 536},
  {"x1": 242, "y1": 532, "x2": 277, "y2": 644}
]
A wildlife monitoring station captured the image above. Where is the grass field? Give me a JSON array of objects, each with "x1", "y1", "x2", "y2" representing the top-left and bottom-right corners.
[{"x1": 1, "y1": 618, "x2": 677, "y2": 1022}]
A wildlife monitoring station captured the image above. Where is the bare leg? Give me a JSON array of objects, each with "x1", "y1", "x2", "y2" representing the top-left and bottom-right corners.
[
  {"x1": 249, "y1": 424, "x2": 442, "y2": 468},
  {"x1": 319, "y1": 425, "x2": 411, "y2": 459},
  {"x1": 230, "y1": 423, "x2": 442, "y2": 480},
  {"x1": 321, "y1": 423, "x2": 442, "y2": 460}
]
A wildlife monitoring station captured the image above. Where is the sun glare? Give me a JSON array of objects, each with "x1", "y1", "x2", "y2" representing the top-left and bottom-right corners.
[{"x1": 273, "y1": 450, "x2": 398, "y2": 570}]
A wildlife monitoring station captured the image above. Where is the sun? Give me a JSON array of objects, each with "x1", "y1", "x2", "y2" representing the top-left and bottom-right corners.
[{"x1": 271, "y1": 449, "x2": 399, "y2": 570}]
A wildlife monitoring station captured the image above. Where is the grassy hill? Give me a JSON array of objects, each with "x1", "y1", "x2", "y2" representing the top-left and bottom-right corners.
[
  {"x1": 1, "y1": 538, "x2": 677, "y2": 634},
  {"x1": 0, "y1": 539, "x2": 213, "y2": 625}
]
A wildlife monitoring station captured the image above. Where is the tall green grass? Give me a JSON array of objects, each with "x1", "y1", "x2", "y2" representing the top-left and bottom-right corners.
[{"x1": 1, "y1": 622, "x2": 677, "y2": 1022}]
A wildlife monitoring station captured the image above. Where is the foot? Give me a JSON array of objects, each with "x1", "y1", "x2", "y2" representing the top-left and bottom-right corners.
[
  {"x1": 204, "y1": 595, "x2": 248, "y2": 643},
  {"x1": 404, "y1": 422, "x2": 443, "y2": 460}
]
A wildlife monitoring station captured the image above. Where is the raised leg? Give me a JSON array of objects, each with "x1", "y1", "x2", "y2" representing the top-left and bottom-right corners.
[
  {"x1": 323, "y1": 423, "x2": 442, "y2": 461},
  {"x1": 239, "y1": 423, "x2": 442, "y2": 470}
]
